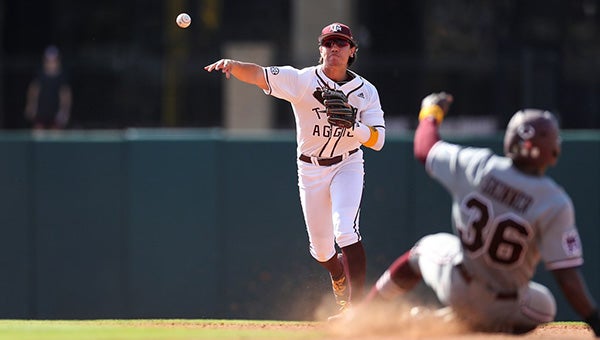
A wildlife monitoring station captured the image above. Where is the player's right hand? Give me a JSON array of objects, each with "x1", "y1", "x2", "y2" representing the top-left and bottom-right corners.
[
  {"x1": 419, "y1": 92, "x2": 453, "y2": 124},
  {"x1": 204, "y1": 59, "x2": 235, "y2": 79}
]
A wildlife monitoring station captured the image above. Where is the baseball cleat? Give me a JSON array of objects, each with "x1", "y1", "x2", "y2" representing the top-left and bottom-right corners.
[
  {"x1": 332, "y1": 274, "x2": 348, "y2": 306},
  {"x1": 327, "y1": 301, "x2": 353, "y2": 323},
  {"x1": 331, "y1": 254, "x2": 349, "y2": 307}
]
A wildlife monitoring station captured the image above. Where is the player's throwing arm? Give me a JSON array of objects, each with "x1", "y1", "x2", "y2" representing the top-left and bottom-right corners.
[{"x1": 204, "y1": 59, "x2": 268, "y2": 90}]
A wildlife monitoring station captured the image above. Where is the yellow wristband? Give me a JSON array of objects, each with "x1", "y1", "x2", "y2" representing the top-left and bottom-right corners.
[
  {"x1": 362, "y1": 126, "x2": 379, "y2": 148},
  {"x1": 418, "y1": 105, "x2": 444, "y2": 124}
]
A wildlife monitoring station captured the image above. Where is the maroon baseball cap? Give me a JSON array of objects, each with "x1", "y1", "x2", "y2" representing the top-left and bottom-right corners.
[{"x1": 318, "y1": 22, "x2": 356, "y2": 46}]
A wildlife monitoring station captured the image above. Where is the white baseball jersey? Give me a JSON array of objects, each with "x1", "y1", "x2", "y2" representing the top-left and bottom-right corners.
[
  {"x1": 260, "y1": 64, "x2": 385, "y2": 262},
  {"x1": 262, "y1": 65, "x2": 385, "y2": 158},
  {"x1": 425, "y1": 141, "x2": 583, "y2": 292}
]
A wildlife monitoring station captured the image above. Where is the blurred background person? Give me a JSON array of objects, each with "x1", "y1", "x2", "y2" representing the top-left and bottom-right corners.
[{"x1": 24, "y1": 45, "x2": 72, "y2": 130}]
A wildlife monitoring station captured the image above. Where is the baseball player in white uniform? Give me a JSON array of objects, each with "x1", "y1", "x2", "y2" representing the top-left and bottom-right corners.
[
  {"x1": 351, "y1": 93, "x2": 600, "y2": 335},
  {"x1": 204, "y1": 22, "x2": 385, "y2": 316}
]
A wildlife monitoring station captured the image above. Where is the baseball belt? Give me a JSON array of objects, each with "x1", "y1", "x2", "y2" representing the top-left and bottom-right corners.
[{"x1": 299, "y1": 148, "x2": 359, "y2": 166}]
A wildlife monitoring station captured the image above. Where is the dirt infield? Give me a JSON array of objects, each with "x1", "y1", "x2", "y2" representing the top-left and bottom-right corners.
[
  {"x1": 187, "y1": 319, "x2": 593, "y2": 339},
  {"x1": 319, "y1": 303, "x2": 595, "y2": 340},
  {"x1": 324, "y1": 323, "x2": 593, "y2": 339}
]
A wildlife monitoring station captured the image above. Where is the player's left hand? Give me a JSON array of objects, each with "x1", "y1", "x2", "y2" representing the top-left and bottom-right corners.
[
  {"x1": 419, "y1": 92, "x2": 453, "y2": 124},
  {"x1": 323, "y1": 89, "x2": 357, "y2": 129}
]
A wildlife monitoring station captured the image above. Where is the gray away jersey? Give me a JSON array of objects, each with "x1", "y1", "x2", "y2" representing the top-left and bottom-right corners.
[{"x1": 426, "y1": 141, "x2": 583, "y2": 292}]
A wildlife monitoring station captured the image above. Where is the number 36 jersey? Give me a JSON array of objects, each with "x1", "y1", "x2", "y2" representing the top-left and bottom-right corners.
[{"x1": 425, "y1": 141, "x2": 584, "y2": 292}]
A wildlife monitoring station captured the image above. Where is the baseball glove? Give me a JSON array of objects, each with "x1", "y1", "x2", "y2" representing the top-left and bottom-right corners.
[{"x1": 323, "y1": 89, "x2": 356, "y2": 129}]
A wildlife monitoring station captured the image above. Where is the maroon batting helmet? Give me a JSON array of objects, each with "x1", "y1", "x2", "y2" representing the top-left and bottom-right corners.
[{"x1": 503, "y1": 109, "x2": 561, "y2": 171}]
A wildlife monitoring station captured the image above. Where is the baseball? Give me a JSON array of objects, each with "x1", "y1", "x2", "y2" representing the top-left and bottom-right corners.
[{"x1": 176, "y1": 13, "x2": 191, "y2": 28}]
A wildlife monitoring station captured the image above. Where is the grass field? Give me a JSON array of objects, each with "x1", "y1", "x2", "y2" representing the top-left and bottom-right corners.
[
  {"x1": 0, "y1": 319, "x2": 592, "y2": 340},
  {"x1": 0, "y1": 319, "x2": 325, "y2": 340}
]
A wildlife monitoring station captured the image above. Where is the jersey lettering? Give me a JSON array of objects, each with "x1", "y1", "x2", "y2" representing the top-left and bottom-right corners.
[
  {"x1": 312, "y1": 107, "x2": 322, "y2": 119},
  {"x1": 312, "y1": 125, "x2": 355, "y2": 137},
  {"x1": 481, "y1": 176, "x2": 533, "y2": 213},
  {"x1": 458, "y1": 193, "x2": 533, "y2": 268}
]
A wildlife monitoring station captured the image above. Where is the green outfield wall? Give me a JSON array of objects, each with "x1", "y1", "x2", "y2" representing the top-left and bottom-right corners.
[{"x1": 0, "y1": 129, "x2": 598, "y2": 321}]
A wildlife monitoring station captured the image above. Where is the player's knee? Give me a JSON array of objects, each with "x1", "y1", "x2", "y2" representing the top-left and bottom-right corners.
[
  {"x1": 520, "y1": 281, "x2": 556, "y2": 324},
  {"x1": 335, "y1": 233, "x2": 360, "y2": 248},
  {"x1": 417, "y1": 232, "x2": 458, "y2": 249},
  {"x1": 375, "y1": 270, "x2": 405, "y2": 299},
  {"x1": 389, "y1": 251, "x2": 422, "y2": 287},
  {"x1": 310, "y1": 247, "x2": 336, "y2": 262}
]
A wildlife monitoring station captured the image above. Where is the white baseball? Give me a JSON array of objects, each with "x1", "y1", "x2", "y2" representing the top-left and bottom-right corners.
[{"x1": 176, "y1": 13, "x2": 191, "y2": 28}]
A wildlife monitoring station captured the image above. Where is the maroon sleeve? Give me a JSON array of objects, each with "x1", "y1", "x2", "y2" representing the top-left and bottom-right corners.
[{"x1": 414, "y1": 117, "x2": 440, "y2": 164}]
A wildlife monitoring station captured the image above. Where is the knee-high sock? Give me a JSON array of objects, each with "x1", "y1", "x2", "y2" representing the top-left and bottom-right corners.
[
  {"x1": 317, "y1": 253, "x2": 344, "y2": 281},
  {"x1": 365, "y1": 250, "x2": 421, "y2": 302},
  {"x1": 342, "y1": 241, "x2": 366, "y2": 302}
]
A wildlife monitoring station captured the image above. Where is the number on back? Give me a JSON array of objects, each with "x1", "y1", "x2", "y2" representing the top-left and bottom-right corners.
[{"x1": 457, "y1": 193, "x2": 533, "y2": 268}]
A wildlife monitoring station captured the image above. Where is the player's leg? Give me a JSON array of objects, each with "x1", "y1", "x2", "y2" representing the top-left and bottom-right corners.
[
  {"x1": 365, "y1": 250, "x2": 422, "y2": 303},
  {"x1": 365, "y1": 232, "x2": 459, "y2": 304},
  {"x1": 413, "y1": 233, "x2": 463, "y2": 304},
  {"x1": 341, "y1": 241, "x2": 365, "y2": 301},
  {"x1": 460, "y1": 281, "x2": 556, "y2": 334},
  {"x1": 298, "y1": 162, "x2": 336, "y2": 261},
  {"x1": 297, "y1": 163, "x2": 344, "y2": 303},
  {"x1": 510, "y1": 281, "x2": 556, "y2": 334},
  {"x1": 330, "y1": 158, "x2": 366, "y2": 302}
]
